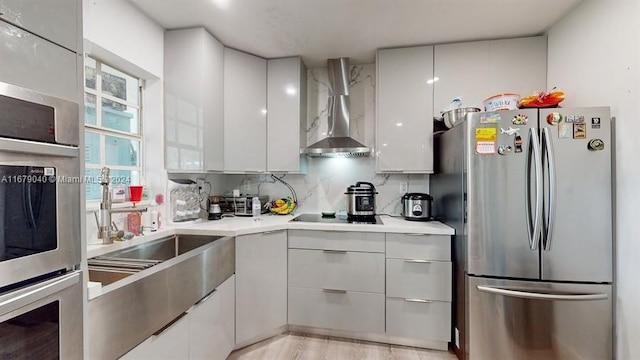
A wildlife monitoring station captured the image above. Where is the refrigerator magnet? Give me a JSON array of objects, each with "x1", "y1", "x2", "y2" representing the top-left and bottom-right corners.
[
  {"x1": 576, "y1": 115, "x2": 585, "y2": 123},
  {"x1": 475, "y1": 127, "x2": 497, "y2": 154},
  {"x1": 514, "y1": 135, "x2": 523, "y2": 153},
  {"x1": 592, "y1": 117, "x2": 601, "y2": 129},
  {"x1": 566, "y1": 114, "x2": 575, "y2": 123},
  {"x1": 573, "y1": 123, "x2": 586, "y2": 139},
  {"x1": 512, "y1": 114, "x2": 528, "y2": 125},
  {"x1": 547, "y1": 112, "x2": 562, "y2": 125},
  {"x1": 558, "y1": 123, "x2": 571, "y2": 139},
  {"x1": 497, "y1": 145, "x2": 513, "y2": 155},
  {"x1": 588, "y1": 139, "x2": 605, "y2": 151},
  {"x1": 480, "y1": 114, "x2": 500, "y2": 124}
]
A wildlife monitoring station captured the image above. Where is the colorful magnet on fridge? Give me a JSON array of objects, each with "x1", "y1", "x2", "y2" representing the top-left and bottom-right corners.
[
  {"x1": 587, "y1": 139, "x2": 605, "y2": 151},
  {"x1": 512, "y1": 114, "x2": 528, "y2": 125},
  {"x1": 566, "y1": 115, "x2": 575, "y2": 123},
  {"x1": 558, "y1": 123, "x2": 571, "y2": 139},
  {"x1": 480, "y1": 114, "x2": 501, "y2": 124},
  {"x1": 514, "y1": 135, "x2": 523, "y2": 153},
  {"x1": 547, "y1": 112, "x2": 562, "y2": 125},
  {"x1": 497, "y1": 145, "x2": 513, "y2": 155},
  {"x1": 500, "y1": 127, "x2": 520, "y2": 136},
  {"x1": 573, "y1": 123, "x2": 586, "y2": 139},
  {"x1": 576, "y1": 115, "x2": 585, "y2": 123}
]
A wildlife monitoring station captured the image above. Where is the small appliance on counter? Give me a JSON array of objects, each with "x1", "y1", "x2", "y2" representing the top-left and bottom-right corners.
[
  {"x1": 345, "y1": 181, "x2": 377, "y2": 220},
  {"x1": 169, "y1": 179, "x2": 201, "y2": 222},
  {"x1": 401, "y1": 192, "x2": 433, "y2": 221},
  {"x1": 224, "y1": 195, "x2": 269, "y2": 216}
]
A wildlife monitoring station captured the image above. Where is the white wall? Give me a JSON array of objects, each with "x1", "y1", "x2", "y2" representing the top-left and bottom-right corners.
[
  {"x1": 83, "y1": 0, "x2": 166, "y2": 243},
  {"x1": 547, "y1": 1, "x2": 640, "y2": 358}
]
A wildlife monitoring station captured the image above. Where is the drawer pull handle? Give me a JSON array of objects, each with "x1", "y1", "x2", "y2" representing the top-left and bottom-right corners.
[
  {"x1": 404, "y1": 233, "x2": 426, "y2": 236},
  {"x1": 323, "y1": 288, "x2": 347, "y2": 294},
  {"x1": 404, "y1": 298, "x2": 433, "y2": 303},
  {"x1": 404, "y1": 259, "x2": 432, "y2": 263},
  {"x1": 323, "y1": 250, "x2": 347, "y2": 254}
]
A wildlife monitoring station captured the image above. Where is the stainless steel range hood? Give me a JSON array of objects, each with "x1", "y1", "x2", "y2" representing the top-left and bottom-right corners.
[{"x1": 302, "y1": 58, "x2": 371, "y2": 157}]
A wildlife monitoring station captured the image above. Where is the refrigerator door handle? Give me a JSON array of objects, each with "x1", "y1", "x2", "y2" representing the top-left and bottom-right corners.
[
  {"x1": 526, "y1": 128, "x2": 543, "y2": 250},
  {"x1": 477, "y1": 285, "x2": 608, "y2": 301},
  {"x1": 542, "y1": 127, "x2": 556, "y2": 251}
]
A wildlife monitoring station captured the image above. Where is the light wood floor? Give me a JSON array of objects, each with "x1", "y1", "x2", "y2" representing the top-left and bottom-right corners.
[{"x1": 228, "y1": 333, "x2": 457, "y2": 360}]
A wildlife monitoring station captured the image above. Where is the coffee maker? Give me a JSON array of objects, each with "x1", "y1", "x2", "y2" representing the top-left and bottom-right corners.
[{"x1": 208, "y1": 196, "x2": 223, "y2": 220}]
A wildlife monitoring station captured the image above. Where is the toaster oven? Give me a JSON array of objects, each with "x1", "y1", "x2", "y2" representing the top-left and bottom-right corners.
[{"x1": 224, "y1": 195, "x2": 269, "y2": 216}]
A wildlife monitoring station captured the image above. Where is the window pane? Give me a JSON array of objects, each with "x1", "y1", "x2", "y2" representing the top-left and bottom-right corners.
[
  {"x1": 105, "y1": 135, "x2": 140, "y2": 167},
  {"x1": 110, "y1": 169, "x2": 140, "y2": 186},
  {"x1": 85, "y1": 168, "x2": 100, "y2": 201},
  {"x1": 85, "y1": 56, "x2": 96, "y2": 90},
  {"x1": 101, "y1": 63, "x2": 140, "y2": 105},
  {"x1": 85, "y1": 131, "x2": 100, "y2": 164},
  {"x1": 84, "y1": 93, "x2": 96, "y2": 125},
  {"x1": 102, "y1": 99, "x2": 140, "y2": 134}
]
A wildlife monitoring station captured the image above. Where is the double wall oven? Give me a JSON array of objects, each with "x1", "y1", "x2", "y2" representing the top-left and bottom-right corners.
[{"x1": 0, "y1": 81, "x2": 82, "y2": 359}]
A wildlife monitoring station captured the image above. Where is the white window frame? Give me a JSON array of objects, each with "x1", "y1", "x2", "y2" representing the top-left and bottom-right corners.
[{"x1": 84, "y1": 55, "x2": 145, "y2": 201}]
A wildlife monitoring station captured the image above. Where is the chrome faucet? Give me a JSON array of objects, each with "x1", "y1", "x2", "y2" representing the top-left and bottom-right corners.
[{"x1": 96, "y1": 167, "x2": 147, "y2": 244}]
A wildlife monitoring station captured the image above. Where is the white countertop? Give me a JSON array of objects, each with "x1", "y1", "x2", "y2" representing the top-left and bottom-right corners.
[{"x1": 87, "y1": 214, "x2": 454, "y2": 259}]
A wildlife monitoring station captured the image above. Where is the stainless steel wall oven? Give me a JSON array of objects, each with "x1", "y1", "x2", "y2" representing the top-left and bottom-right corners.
[{"x1": 0, "y1": 81, "x2": 82, "y2": 359}]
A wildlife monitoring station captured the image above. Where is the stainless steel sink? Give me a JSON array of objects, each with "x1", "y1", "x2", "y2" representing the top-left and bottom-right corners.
[
  {"x1": 88, "y1": 234, "x2": 225, "y2": 285},
  {"x1": 88, "y1": 234, "x2": 235, "y2": 359}
]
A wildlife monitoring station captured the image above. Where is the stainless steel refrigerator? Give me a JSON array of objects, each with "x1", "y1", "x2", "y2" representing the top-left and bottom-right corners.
[{"x1": 431, "y1": 107, "x2": 613, "y2": 360}]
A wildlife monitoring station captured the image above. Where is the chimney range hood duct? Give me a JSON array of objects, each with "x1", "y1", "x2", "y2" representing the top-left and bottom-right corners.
[{"x1": 302, "y1": 57, "x2": 371, "y2": 157}]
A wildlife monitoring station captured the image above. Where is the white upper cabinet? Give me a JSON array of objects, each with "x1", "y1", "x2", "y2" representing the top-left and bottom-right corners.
[
  {"x1": 224, "y1": 48, "x2": 267, "y2": 173},
  {"x1": 376, "y1": 46, "x2": 435, "y2": 173},
  {"x1": 433, "y1": 36, "x2": 547, "y2": 116},
  {"x1": 0, "y1": 0, "x2": 79, "y2": 52},
  {"x1": 267, "y1": 57, "x2": 307, "y2": 173},
  {"x1": 164, "y1": 28, "x2": 224, "y2": 172}
]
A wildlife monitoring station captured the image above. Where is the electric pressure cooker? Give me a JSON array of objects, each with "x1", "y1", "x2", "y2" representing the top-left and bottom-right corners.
[
  {"x1": 401, "y1": 192, "x2": 433, "y2": 221},
  {"x1": 345, "y1": 182, "x2": 377, "y2": 218}
]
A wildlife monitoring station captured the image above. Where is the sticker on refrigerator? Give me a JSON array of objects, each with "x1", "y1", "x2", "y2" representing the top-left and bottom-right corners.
[
  {"x1": 592, "y1": 117, "x2": 601, "y2": 129},
  {"x1": 514, "y1": 135, "x2": 523, "y2": 153},
  {"x1": 512, "y1": 114, "x2": 528, "y2": 125},
  {"x1": 500, "y1": 127, "x2": 520, "y2": 136},
  {"x1": 558, "y1": 123, "x2": 571, "y2": 139},
  {"x1": 573, "y1": 123, "x2": 586, "y2": 139},
  {"x1": 475, "y1": 128, "x2": 497, "y2": 154},
  {"x1": 497, "y1": 145, "x2": 513, "y2": 155},
  {"x1": 480, "y1": 114, "x2": 500, "y2": 124},
  {"x1": 546, "y1": 112, "x2": 562, "y2": 125},
  {"x1": 587, "y1": 138, "x2": 605, "y2": 151}
]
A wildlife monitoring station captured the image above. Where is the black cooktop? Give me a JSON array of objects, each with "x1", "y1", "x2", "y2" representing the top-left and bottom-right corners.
[{"x1": 290, "y1": 214, "x2": 383, "y2": 225}]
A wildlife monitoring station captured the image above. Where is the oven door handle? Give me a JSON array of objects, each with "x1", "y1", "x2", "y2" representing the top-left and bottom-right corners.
[{"x1": 0, "y1": 271, "x2": 80, "y2": 317}]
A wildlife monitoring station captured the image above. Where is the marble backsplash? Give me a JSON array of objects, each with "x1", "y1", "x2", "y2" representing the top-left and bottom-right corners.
[{"x1": 218, "y1": 63, "x2": 429, "y2": 216}]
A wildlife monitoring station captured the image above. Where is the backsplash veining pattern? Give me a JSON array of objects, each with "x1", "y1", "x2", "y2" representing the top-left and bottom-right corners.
[{"x1": 225, "y1": 63, "x2": 429, "y2": 216}]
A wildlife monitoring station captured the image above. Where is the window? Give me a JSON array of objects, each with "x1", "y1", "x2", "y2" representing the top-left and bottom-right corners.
[{"x1": 84, "y1": 55, "x2": 143, "y2": 200}]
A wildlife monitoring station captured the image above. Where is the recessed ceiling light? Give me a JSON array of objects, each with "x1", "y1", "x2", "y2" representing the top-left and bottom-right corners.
[
  {"x1": 261, "y1": 109, "x2": 267, "y2": 115},
  {"x1": 396, "y1": 123, "x2": 403, "y2": 127},
  {"x1": 427, "y1": 77, "x2": 439, "y2": 85},
  {"x1": 285, "y1": 86, "x2": 297, "y2": 95}
]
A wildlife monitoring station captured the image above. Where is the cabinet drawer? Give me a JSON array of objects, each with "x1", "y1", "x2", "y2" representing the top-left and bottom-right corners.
[
  {"x1": 386, "y1": 233, "x2": 451, "y2": 261},
  {"x1": 386, "y1": 259, "x2": 452, "y2": 301},
  {"x1": 386, "y1": 297, "x2": 451, "y2": 342},
  {"x1": 288, "y1": 286, "x2": 385, "y2": 334},
  {"x1": 289, "y1": 230, "x2": 384, "y2": 253},
  {"x1": 289, "y1": 249, "x2": 384, "y2": 293}
]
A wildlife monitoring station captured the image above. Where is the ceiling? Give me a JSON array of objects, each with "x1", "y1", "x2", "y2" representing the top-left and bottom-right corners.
[{"x1": 128, "y1": 0, "x2": 583, "y2": 68}]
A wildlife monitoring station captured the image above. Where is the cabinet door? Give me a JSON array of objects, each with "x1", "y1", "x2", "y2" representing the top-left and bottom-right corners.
[
  {"x1": 236, "y1": 230, "x2": 287, "y2": 344},
  {"x1": 267, "y1": 57, "x2": 307, "y2": 173},
  {"x1": 376, "y1": 46, "x2": 434, "y2": 173},
  {"x1": 434, "y1": 36, "x2": 547, "y2": 115},
  {"x1": 121, "y1": 313, "x2": 190, "y2": 360},
  {"x1": 164, "y1": 28, "x2": 206, "y2": 171},
  {"x1": 202, "y1": 30, "x2": 225, "y2": 171},
  {"x1": 189, "y1": 275, "x2": 235, "y2": 360},
  {"x1": 0, "y1": 20, "x2": 77, "y2": 103},
  {"x1": 224, "y1": 48, "x2": 267, "y2": 172},
  {"x1": 0, "y1": 0, "x2": 79, "y2": 52}
]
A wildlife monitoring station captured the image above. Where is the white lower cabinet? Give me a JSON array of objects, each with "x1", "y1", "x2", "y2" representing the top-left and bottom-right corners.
[
  {"x1": 386, "y1": 297, "x2": 451, "y2": 342},
  {"x1": 120, "y1": 275, "x2": 235, "y2": 360},
  {"x1": 288, "y1": 287, "x2": 385, "y2": 334},
  {"x1": 189, "y1": 275, "x2": 235, "y2": 360},
  {"x1": 287, "y1": 230, "x2": 386, "y2": 335},
  {"x1": 121, "y1": 313, "x2": 190, "y2": 360},
  {"x1": 385, "y1": 233, "x2": 452, "y2": 347},
  {"x1": 235, "y1": 230, "x2": 288, "y2": 345}
]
